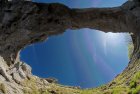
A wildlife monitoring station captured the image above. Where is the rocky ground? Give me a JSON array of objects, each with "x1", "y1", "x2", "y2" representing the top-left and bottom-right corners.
[{"x1": 0, "y1": 56, "x2": 81, "y2": 94}]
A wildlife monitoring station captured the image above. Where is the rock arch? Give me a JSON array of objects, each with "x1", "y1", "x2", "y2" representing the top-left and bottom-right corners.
[{"x1": 0, "y1": 0, "x2": 140, "y2": 93}]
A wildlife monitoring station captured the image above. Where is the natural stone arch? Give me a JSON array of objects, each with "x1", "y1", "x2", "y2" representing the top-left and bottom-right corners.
[
  {"x1": 0, "y1": 0, "x2": 140, "y2": 93},
  {"x1": 0, "y1": 0, "x2": 138, "y2": 65}
]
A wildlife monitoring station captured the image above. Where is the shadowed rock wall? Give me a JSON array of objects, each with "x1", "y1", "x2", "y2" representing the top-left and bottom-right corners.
[
  {"x1": 0, "y1": 0, "x2": 140, "y2": 93},
  {"x1": 0, "y1": 0, "x2": 138, "y2": 65}
]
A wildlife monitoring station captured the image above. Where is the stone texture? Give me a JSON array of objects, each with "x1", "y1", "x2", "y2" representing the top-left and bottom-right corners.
[
  {"x1": 45, "y1": 78, "x2": 58, "y2": 83},
  {"x1": 0, "y1": 57, "x2": 12, "y2": 82},
  {"x1": 0, "y1": 0, "x2": 138, "y2": 65},
  {"x1": 0, "y1": 0, "x2": 139, "y2": 93}
]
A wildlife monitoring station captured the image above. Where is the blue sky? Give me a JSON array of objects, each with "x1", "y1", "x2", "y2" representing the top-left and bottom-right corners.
[{"x1": 21, "y1": 0, "x2": 128, "y2": 88}]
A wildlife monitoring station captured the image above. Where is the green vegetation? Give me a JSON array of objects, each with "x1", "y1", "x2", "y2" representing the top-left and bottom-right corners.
[
  {"x1": 18, "y1": 71, "x2": 140, "y2": 94},
  {"x1": 0, "y1": 83, "x2": 6, "y2": 94},
  {"x1": 22, "y1": 77, "x2": 50, "y2": 94},
  {"x1": 22, "y1": 77, "x2": 80, "y2": 94},
  {"x1": 129, "y1": 72, "x2": 140, "y2": 94},
  {"x1": 128, "y1": 42, "x2": 134, "y2": 59},
  {"x1": 80, "y1": 71, "x2": 140, "y2": 94}
]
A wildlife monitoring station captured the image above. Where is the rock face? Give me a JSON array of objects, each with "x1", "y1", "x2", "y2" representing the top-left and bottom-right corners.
[
  {"x1": 0, "y1": 0, "x2": 139, "y2": 65},
  {"x1": 0, "y1": 0, "x2": 139, "y2": 94},
  {"x1": 0, "y1": 56, "x2": 31, "y2": 94}
]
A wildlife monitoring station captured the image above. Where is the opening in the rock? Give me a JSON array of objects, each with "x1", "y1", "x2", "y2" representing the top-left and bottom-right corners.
[
  {"x1": 20, "y1": 29, "x2": 131, "y2": 88},
  {"x1": 20, "y1": 0, "x2": 130, "y2": 89}
]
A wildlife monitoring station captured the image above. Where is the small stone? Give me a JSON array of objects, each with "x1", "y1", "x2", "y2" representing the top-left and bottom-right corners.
[{"x1": 12, "y1": 72, "x2": 22, "y2": 84}]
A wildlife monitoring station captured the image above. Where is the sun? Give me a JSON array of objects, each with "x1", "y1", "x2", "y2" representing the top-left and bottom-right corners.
[{"x1": 103, "y1": 32, "x2": 126, "y2": 46}]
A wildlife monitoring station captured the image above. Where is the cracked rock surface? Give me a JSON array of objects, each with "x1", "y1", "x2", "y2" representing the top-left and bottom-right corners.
[{"x1": 0, "y1": 0, "x2": 140, "y2": 94}]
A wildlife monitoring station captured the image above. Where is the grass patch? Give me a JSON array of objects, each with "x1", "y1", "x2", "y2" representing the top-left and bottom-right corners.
[
  {"x1": 22, "y1": 77, "x2": 50, "y2": 94},
  {"x1": 129, "y1": 72, "x2": 140, "y2": 94},
  {"x1": 19, "y1": 71, "x2": 140, "y2": 94},
  {"x1": 0, "y1": 83, "x2": 6, "y2": 94}
]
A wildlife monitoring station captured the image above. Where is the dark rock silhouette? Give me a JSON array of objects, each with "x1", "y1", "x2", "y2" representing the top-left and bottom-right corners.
[
  {"x1": 0, "y1": 0, "x2": 140, "y2": 93},
  {"x1": 0, "y1": 0, "x2": 139, "y2": 65}
]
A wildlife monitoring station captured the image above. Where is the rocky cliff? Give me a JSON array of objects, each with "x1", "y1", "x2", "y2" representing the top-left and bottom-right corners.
[{"x1": 0, "y1": 0, "x2": 140, "y2": 94}]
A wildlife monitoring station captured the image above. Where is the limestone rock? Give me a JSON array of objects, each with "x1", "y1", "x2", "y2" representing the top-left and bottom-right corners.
[
  {"x1": 45, "y1": 78, "x2": 58, "y2": 83},
  {"x1": 0, "y1": 0, "x2": 139, "y2": 93},
  {"x1": 0, "y1": 57, "x2": 12, "y2": 82},
  {"x1": 0, "y1": 75, "x2": 6, "y2": 81},
  {"x1": 12, "y1": 72, "x2": 22, "y2": 83},
  {"x1": 21, "y1": 62, "x2": 32, "y2": 78}
]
